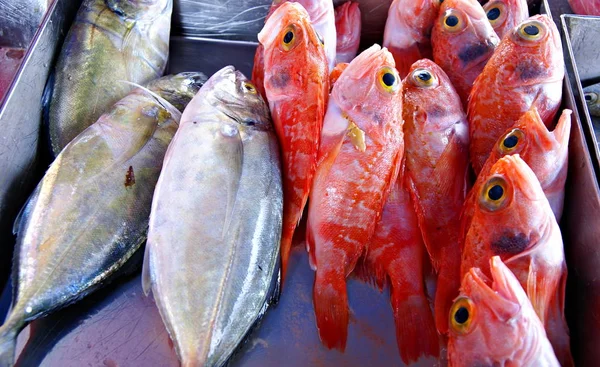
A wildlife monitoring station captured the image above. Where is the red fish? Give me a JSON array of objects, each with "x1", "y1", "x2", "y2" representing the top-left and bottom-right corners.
[
  {"x1": 468, "y1": 15, "x2": 564, "y2": 174},
  {"x1": 306, "y1": 44, "x2": 403, "y2": 350},
  {"x1": 258, "y1": 2, "x2": 329, "y2": 284},
  {"x1": 334, "y1": 2, "x2": 361, "y2": 63},
  {"x1": 383, "y1": 0, "x2": 441, "y2": 78},
  {"x1": 461, "y1": 108, "x2": 571, "y2": 247},
  {"x1": 329, "y1": 62, "x2": 348, "y2": 89},
  {"x1": 568, "y1": 0, "x2": 600, "y2": 16},
  {"x1": 483, "y1": 0, "x2": 529, "y2": 40},
  {"x1": 461, "y1": 154, "x2": 573, "y2": 366},
  {"x1": 431, "y1": 0, "x2": 500, "y2": 106},
  {"x1": 402, "y1": 59, "x2": 470, "y2": 334},
  {"x1": 449, "y1": 256, "x2": 560, "y2": 367},
  {"x1": 253, "y1": 0, "x2": 336, "y2": 97},
  {"x1": 361, "y1": 177, "x2": 439, "y2": 364}
]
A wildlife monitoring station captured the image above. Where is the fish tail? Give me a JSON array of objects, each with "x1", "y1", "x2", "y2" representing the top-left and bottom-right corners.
[
  {"x1": 0, "y1": 314, "x2": 24, "y2": 367},
  {"x1": 391, "y1": 291, "x2": 440, "y2": 364},
  {"x1": 434, "y1": 247, "x2": 461, "y2": 334},
  {"x1": 313, "y1": 266, "x2": 349, "y2": 351}
]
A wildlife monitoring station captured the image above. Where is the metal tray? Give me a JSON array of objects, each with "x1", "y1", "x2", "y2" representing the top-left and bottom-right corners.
[{"x1": 1, "y1": 0, "x2": 599, "y2": 366}]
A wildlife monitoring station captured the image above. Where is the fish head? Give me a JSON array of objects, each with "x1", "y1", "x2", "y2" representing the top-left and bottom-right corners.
[
  {"x1": 258, "y1": 2, "x2": 326, "y2": 98},
  {"x1": 146, "y1": 72, "x2": 207, "y2": 113},
  {"x1": 403, "y1": 58, "x2": 466, "y2": 135},
  {"x1": 331, "y1": 44, "x2": 402, "y2": 139},
  {"x1": 433, "y1": 0, "x2": 500, "y2": 72},
  {"x1": 483, "y1": 0, "x2": 529, "y2": 38},
  {"x1": 584, "y1": 83, "x2": 600, "y2": 117},
  {"x1": 334, "y1": 2, "x2": 361, "y2": 52},
  {"x1": 498, "y1": 15, "x2": 564, "y2": 87},
  {"x1": 448, "y1": 256, "x2": 536, "y2": 365},
  {"x1": 106, "y1": 0, "x2": 170, "y2": 19},
  {"x1": 488, "y1": 108, "x2": 571, "y2": 188},
  {"x1": 387, "y1": 0, "x2": 441, "y2": 40},
  {"x1": 204, "y1": 66, "x2": 272, "y2": 133}
]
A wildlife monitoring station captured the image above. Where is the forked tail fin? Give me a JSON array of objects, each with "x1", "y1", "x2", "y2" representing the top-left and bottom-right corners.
[
  {"x1": 313, "y1": 267, "x2": 349, "y2": 351},
  {"x1": 0, "y1": 314, "x2": 24, "y2": 367}
]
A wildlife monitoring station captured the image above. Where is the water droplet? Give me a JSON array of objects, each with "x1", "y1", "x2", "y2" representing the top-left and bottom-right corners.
[{"x1": 25, "y1": 306, "x2": 32, "y2": 313}]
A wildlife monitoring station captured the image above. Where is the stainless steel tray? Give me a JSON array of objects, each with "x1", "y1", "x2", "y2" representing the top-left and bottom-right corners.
[{"x1": 0, "y1": 0, "x2": 599, "y2": 366}]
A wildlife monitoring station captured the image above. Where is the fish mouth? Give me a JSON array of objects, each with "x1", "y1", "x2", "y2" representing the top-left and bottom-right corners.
[{"x1": 460, "y1": 39, "x2": 497, "y2": 72}]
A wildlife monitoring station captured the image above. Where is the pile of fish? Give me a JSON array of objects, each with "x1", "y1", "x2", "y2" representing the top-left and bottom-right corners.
[{"x1": 0, "y1": 0, "x2": 575, "y2": 366}]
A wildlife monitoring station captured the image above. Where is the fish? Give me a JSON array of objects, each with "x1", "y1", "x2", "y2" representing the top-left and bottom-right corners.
[
  {"x1": 252, "y1": 0, "x2": 336, "y2": 97},
  {"x1": 461, "y1": 154, "x2": 573, "y2": 366},
  {"x1": 334, "y1": 2, "x2": 361, "y2": 63},
  {"x1": 431, "y1": 0, "x2": 499, "y2": 106},
  {"x1": 47, "y1": 0, "x2": 172, "y2": 156},
  {"x1": 383, "y1": 0, "x2": 441, "y2": 78},
  {"x1": 461, "y1": 108, "x2": 571, "y2": 245},
  {"x1": 0, "y1": 72, "x2": 204, "y2": 366},
  {"x1": 306, "y1": 44, "x2": 403, "y2": 350},
  {"x1": 402, "y1": 59, "x2": 470, "y2": 333},
  {"x1": 483, "y1": 0, "x2": 529, "y2": 40},
  {"x1": 448, "y1": 256, "x2": 560, "y2": 367},
  {"x1": 468, "y1": 15, "x2": 564, "y2": 174},
  {"x1": 583, "y1": 83, "x2": 600, "y2": 117},
  {"x1": 360, "y1": 177, "x2": 439, "y2": 364},
  {"x1": 329, "y1": 62, "x2": 349, "y2": 89},
  {"x1": 258, "y1": 1, "x2": 329, "y2": 284},
  {"x1": 142, "y1": 66, "x2": 282, "y2": 367},
  {"x1": 568, "y1": 0, "x2": 600, "y2": 16}
]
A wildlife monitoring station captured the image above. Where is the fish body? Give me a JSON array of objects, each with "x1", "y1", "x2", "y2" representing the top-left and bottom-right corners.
[
  {"x1": 402, "y1": 59, "x2": 470, "y2": 333},
  {"x1": 584, "y1": 83, "x2": 600, "y2": 117},
  {"x1": 143, "y1": 66, "x2": 282, "y2": 367},
  {"x1": 362, "y1": 178, "x2": 439, "y2": 364},
  {"x1": 306, "y1": 44, "x2": 403, "y2": 351},
  {"x1": 431, "y1": 0, "x2": 499, "y2": 106},
  {"x1": 0, "y1": 73, "x2": 203, "y2": 366},
  {"x1": 252, "y1": 0, "x2": 336, "y2": 97},
  {"x1": 461, "y1": 108, "x2": 571, "y2": 245},
  {"x1": 461, "y1": 155, "x2": 573, "y2": 366},
  {"x1": 258, "y1": 2, "x2": 329, "y2": 283},
  {"x1": 568, "y1": 0, "x2": 600, "y2": 16},
  {"x1": 448, "y1": 256, "x2": 560, "y2": 367},
  {"x1": 468, "y1": 15, "x2": 564, "y2": 174},
  {"x1": 48, "y1": 0, "x2": 172, "y2": 156},
  {"x1": 334, "y1": 2, "x2": 361, "y2": 63},
  {"x1": 383, "y1": 0, "x2": 441, "y2": 78},
  {"x1": 483, "y1": 0, "x2": 529, "y2": 40}
]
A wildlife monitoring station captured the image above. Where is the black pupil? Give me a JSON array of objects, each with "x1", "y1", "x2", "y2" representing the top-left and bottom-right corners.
[
  {"x1": 382, "y1": 72, "x2": 396, "y2": 87},
  {"x1": 524, "y1": 25, "x2": 540, "y2": 36},
  {"x1": 454, "y1": 307, "x2": 469, "y2": 324},
  {"x1": 245, "y1": 119, "x2": 256, "y2": 126},
  {"x1": 245, "y1": 84, "x2": 254, "y2": 91},
  {"x1": 446, "y1": 15, "x2": 459, "y2": 27},
  {"x1": 487, "y1": 7, "x2": 501, "y2": 20},
  {"x1": 503, "y1": 134, "x2": 519, "y2": 149},
  {"x1": 585, "y1": 94, "x2": 593, "y2": 102},
  {"x1": 488, "y1": 184, "x2": 504, "y2": 201},
  {"x1": 283, "y1": 31, "x2": 294, "y2": 44},
  {"x1": 417, "y1": 72, "x2": 432, "y2": 82}
]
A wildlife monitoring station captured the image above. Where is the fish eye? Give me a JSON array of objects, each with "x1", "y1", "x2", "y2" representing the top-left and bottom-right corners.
[
  {"x1": 377, "y1": 66, "x2": 400, "y2": 94},
  {"x1": 487, "y1": 7, "x2": 501, "y2": 21},
  {"x1": 480, "y1": 176, "x2": 509, "y2": 211},
  {"x1": 518, "y1": 20, "x2": 545, "y2": 41},
  {"x1": 410, "y1": 68, "x2": 438, "y2": 88},
  {"x1": 450, "y1": 297, "x2": 475, "y2": 334},
  {"x1": 442, "y1": 10, "x2": 466, "y2": 32},
  {"x1": 498, "y1": 128, "x2": 525, "y2": 154},
  {"x1": 243, "y1": 118, "x2": 257, "y2": 126},
  {"x1": 281, "y1": 25, "x2": 297, "y2": 51},
  {"x1": 585, "y1": 92, "x2": 598, "y2": 105},
  {"x1": 243, "y1": 81, "x2": 257, "y2": 94}
]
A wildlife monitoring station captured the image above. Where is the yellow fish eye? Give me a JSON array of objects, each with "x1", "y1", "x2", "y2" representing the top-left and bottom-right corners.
[
  {"x1": 243, "y1": 81, "x2": 257, "y2": 94},
  {"x1": 377, "y1": 66, "x2": 400, "y2": 94},
  {"x1": 480, "y1": 176, "x2": 509, "y2": 212},
  {"x1": 485, "y1": 2, "x2": 506, "y2": 26},
  {"x1": 282, "y1": 25, "x2": 297, "y2": 51},
  {"x1": 498, "y1": 128, "x2": 525, "y2": 154},
  {"x1": 442, "y1": 9, "x2": 466, "y2": 32},
  {"x1": 410, "y1": 68, "x2": 438, "y2": 88},
  {"x1": 518, "y1": 20, "x2": 545, "y2": 41},
  {"x1": 450, "y1": 297, "x2": 475, "y2": 334}
]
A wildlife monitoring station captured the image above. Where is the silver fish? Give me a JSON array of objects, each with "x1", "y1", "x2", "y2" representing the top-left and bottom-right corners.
[
  {"x1": 47, "y1": 0, "x2": 172, "y2": 156},
  {"x1": 584, "y1": 83, "x2": 600, "y2": 117},
  {"x1": 143, "y1": 66, "x2": 283, "y2": 367},
  {"x1": 0, "y1": 72, "x2": 205, "y2": 366}
]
